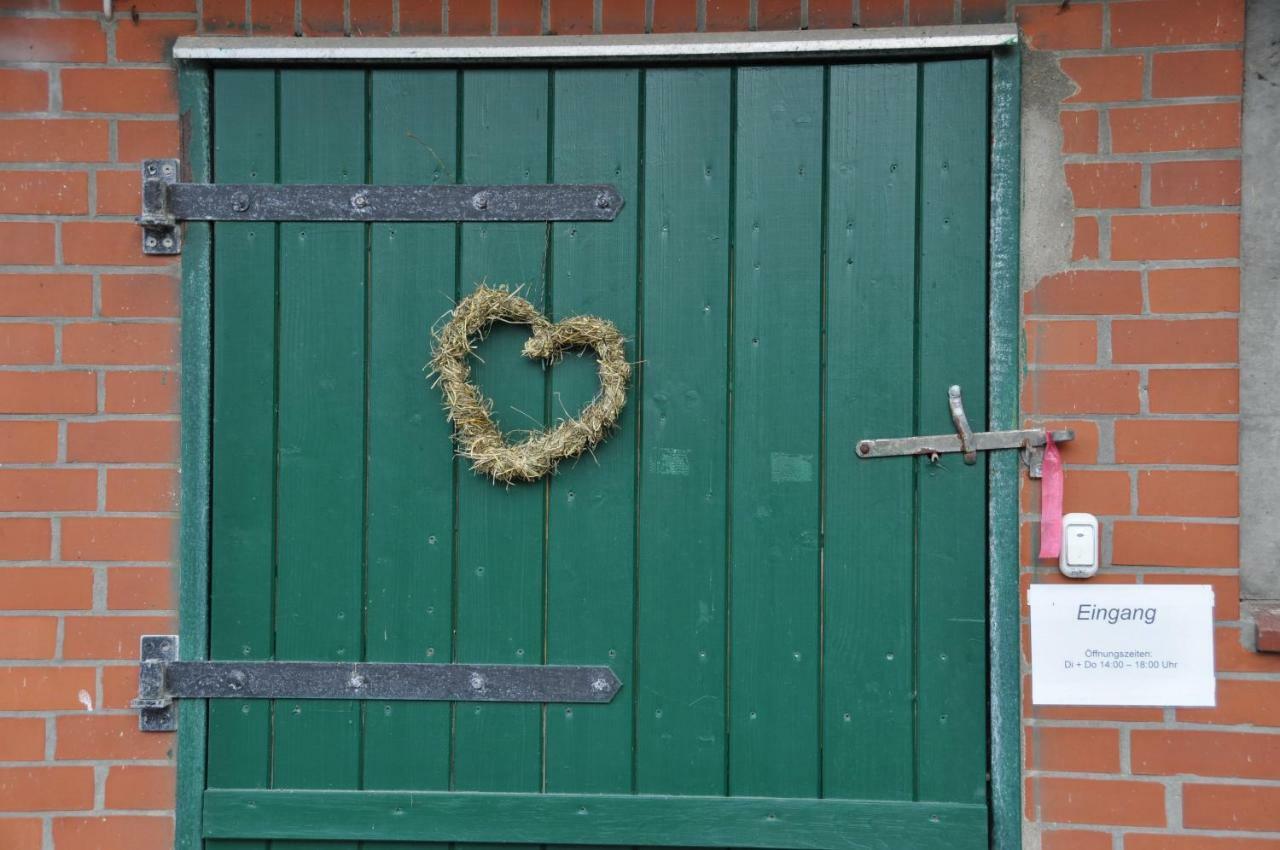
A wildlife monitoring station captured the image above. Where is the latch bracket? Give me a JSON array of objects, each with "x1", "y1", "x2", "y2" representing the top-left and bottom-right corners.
[
  {"x1": 131, "y1": 635, "x2": 622, "y2": 732},
  {"x1": 137, "y1": 158, "x2": 626, "y2": 255},
  {"x1": 855, "y1": 385, "x2": 1073, "y2": 478}
]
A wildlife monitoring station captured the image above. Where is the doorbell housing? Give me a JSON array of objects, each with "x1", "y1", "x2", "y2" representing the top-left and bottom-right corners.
[{"x1": 1059, "y1": 512, "x2": 1100, "y2": 579}]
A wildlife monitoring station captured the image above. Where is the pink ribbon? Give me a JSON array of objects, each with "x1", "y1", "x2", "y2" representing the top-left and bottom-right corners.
[{"x1": 1038, "y1": 435, "x2": 1064, "y2": 561}]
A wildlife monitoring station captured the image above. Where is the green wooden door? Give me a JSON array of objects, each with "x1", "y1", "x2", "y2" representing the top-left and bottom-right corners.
[{"x1": 202, "y1": 58, "x2": 993, "y2": 850}]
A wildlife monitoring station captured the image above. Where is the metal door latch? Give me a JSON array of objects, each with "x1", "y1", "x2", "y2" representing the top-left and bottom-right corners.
[
  {"x1": 130, "y1": 635, "x2": 622, "y2": 732},
  {"x1": 137, "y1": 158, "x2": 625, "y2": 255},
  {"x1": 855, "y1": 385, "x2": 1073, "y2": 478}
]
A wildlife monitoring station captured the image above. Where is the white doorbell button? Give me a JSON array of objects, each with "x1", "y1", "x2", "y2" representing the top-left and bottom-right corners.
[{"x1": 1059, "y1": 512, "x2": 1099, "y2": 579}]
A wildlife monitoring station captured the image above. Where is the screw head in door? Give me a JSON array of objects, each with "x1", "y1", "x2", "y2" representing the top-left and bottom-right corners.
[
  {"x1": 231, "y1": 192, "x2": 250, "y2": 212},
  {"x1": 472, "y1": 191, "x2": 491, "y2": 211}
]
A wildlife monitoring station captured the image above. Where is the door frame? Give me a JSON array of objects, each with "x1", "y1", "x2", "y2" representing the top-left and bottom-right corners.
[{"x1": 171, "y1": 26, "x2": 1023, "y2": 850}]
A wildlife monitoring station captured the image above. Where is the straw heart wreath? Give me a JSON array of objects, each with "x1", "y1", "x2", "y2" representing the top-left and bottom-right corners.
[{"x1": 429, "y1": 284, "x2": 631, "y2": 484}]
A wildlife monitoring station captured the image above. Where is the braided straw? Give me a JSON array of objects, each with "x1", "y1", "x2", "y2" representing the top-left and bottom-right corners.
[{"x1": 430, "y1": 284, "x2": 631, "y2": 484}]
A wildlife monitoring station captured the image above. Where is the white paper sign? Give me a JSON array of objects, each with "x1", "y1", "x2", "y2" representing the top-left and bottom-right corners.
[{"x1": 1028, "y1": 584, "x2": 1215, "y2": 707}]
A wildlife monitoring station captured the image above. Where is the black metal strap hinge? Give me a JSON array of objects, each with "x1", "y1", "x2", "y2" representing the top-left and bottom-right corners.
[
  {"x1": 137, "y1": 159, "x2": 625, "y2": 256},
  {"x1": 856, "y1": 385, "x2": 1074, "y2": 478},
  {"x1": 131, "y1": 635, "x2": 622, "y2": 732}
]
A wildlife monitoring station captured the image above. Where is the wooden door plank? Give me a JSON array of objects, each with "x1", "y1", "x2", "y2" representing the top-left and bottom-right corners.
[
  {"x1": 544, "y1": 68, "x2": 640, "y2": 800},
  {"x1": 915, "y1": 58, "x2": 990, "y2": 805},
  {"x1": 272, "y1": 70, "x2": 367, "y2": 850},
  {"x1": 635, "y1": 67, "x2": 732, "y2": 796},
  {"x1": 207, "y1": 68, "x2": 276, "y2": 850},
  {"x1": 452, "y1": 69, "x2": 550, "y2": 802},
  {"x1": 205, "y1": 789, "x2": 988, "y2": 850},
  {"x1": 363, "y1": 69, "x2": 459, "y2": 826},
  {"x1": 729, "y1": 65, "x2": 823, "y2": 799},
  {"x1": 821, "y1": 62, "x2": 919, "y2": 801}
]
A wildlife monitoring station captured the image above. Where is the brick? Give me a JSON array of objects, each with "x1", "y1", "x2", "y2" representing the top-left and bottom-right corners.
[
  {"x1": 496, "y1": 0, "x2": 542, "y2": 33},
  {"x1": 0, "y1": 69, "x2": 48, "y2": 112},
  {"x1": 1035, "y1": 777, "x2": 1165, "y2": 827},
  {"x1": 1026, "y1": 726, "x2": 1120, "y2": 773},
  {"x1": 67, "y1": 420, "x2": 179, "y2": 463},
  {"x1": 1149, "y1": 267, "x2": 1240, "y2": 313},
  {"x1": 0, "y1": 18, "x2": 106, "y2": 62},
  {"x1": 398, "y1": 0, "x2": 443, "y2": 33},
  {"x1": 107, "y1": 566, "x2": 173, "y2": 610},
  {"x1": 102, "y1": 664, "x2": 140, "y2": 709},
  {"x1": 0, "y1": 819, "x2": 41, "y2": 850},
  {"x1": 1111, "y1": 0, "x2": 1244, "y2": 47},
  {"x1": 1022, "y1": 469, "x2": 1131, "y2": 515},
  {"x1": 0, "y1": 518, "x2": 52, "y2": 560},
  {"x1": 1148, "y1": 368, "x2": 1238, "y2": 413},
  {"x1": 63, "y1": 221, "x2": 174, "y2": 267},
  {"x1": 908, "y1": 0, "x2": 953, "y2": 25},
  {"x1": 858, "y1": 0, "x2": 903, "y2": 26},
  {"x1": 114, "y1": 18, "x2": 198, "y2": 62},
  {"x1": 652, "y1": 0, "x2": 697, "y2": 31},
  {"x1": 100, "y1": 274, "x2": 179, "y2": 318},
  {"x1": 1112, "y1": 318, "x2": 1237, "y2": 364},
  {"x1": 118, "y1": 120, "x2": 179, "y2": 162},
  {"x1": 0, "y1": 323, "x2": 54, "y2": 364},
  {"x1": 960, "y1": 0, "x2": 1005, "y2": 24},
  {"x1": 1153, "y1": 49, "x2": 1244, "y2": 98},
  {"x1": 0, "y1": 119, "x2": 110, "y2": 163},
  {"x1": 1023, "y1": 370, "x2": 1141, "y2": 415},
  {"x1": 63, "y1": 615, "x2": 174, "y2": 661},
  {"x1": 0, "y1": 274, "x2": 93, "y2": 317},
  {"x1": 63, "y1": 322, "x2": 177, "y2": 366},
  {"x1": 299, "y1": 0, "x2": 345, "y2": 35},
  {"x1": 62, "y1": 517, "x2": 174, "y2": 562},
  {"x1": 62, "y1": 69, "x2": 177, "y2": 115},
  {"x1": 1112, "y1": 214, "x2": 1240, "y2": 261},
  {"x1": 0, "y1": 223, "x2": 54, "y2": 265},
  {"x1": 757, "y1": 0, "x2": 802, "y2": 28},
  {"x1": 1061, "y1": 55, "x2": 1144, "y2": 104},
  {"x1": 0, "y1": 718, "x2": 45, "y2": 761},
  {"x1": 0, "y1": 469, "x2": 96, "y2": 511},
  {"x1": 1125, "y1": 835, "x2": 1280, "y2": 850},
  {"x1": 1215, "y1": 626, "x2": 1280, "y2": 673},
  {"x1": 809, "y1": 0, "x2": 854, "y2": 27},
  {"x1": 105, "y1": 370, "x2": 179, "y2": 414},
  {"x1": 1134, "y1": 729, "x2": 1280, "y2": 779},
  {"x1": 449, "y1": 0, "x2": 490, "y2": 33},
  {"x1": 0, "y1": 767, "x2": 95, "y2": 812},
  {"x1": 1026, "y1": 320, "x2": 1097, "y2": 365},
  {"x1": 1151, "y1": 160, "x2": 1241, "y2": 207},
  {"x1": 0, "y1": 170, "x2": 89, "y2": 215},
  {"x1": 1184, "y1": 784, "x2": 1280, "y2": 831},
  {"x1": 1111, "y1": 104, "x2": 1241, "y2": 153},
  {"x1": 0, "y1": 568, "x2": 94, "y2": 609},
  {"x1": 1015, "y1": 3, "x2": 1103, "y2": 50},
  {"x1": 600, "y1": 0, "x2": 644, "y2": 31},
  {"x1": 1073, "y1": 216, "x2": 1099, "y2": 261},
  {"x1": 1061, "y1": 110, "x2": 1099, "y2": 154},
  {"x1": 707, "y1": 0, "x2": 750, "y2": 30},
  {"x1": 1115, "y1": 419, "x2": 1238, "y2": 464},
  {"x1": 201, "y1": 0, "x2": 246, "y2": 30},
  {"x1": 0, "y1": 666, "x2": 95, "y2": 710},
  {"x1": 1139, "y1": 470, "x2": 1238, "y2": 517},
  {"x1": 1030, "y1": 698, "x2": 1163, "y2": 723},
  {"x1": 1146, "y1": 572, "x2": 1240, "y2": 620},
  {"x1": 1026, "y1": 270, "x2": 1144, "y2": 316},
  {"x1": 107, "y1": 468, "x2": 178, "y2": 512},
  {"x1": 349, "y1": 0, "x2": 393, "y2": 34},
  {"x1": 1064, "y1": 162, "x2": 1142, "y2": 208},
  {"x1": 1179, "y1": 678, "x2": 1280, "y2": 726},
  {"x1": 550, "y1": 0, "x2": 594, "y2": 33},
  {"x1": 53, "y1": 816, "x2": 173, "y2": 850},
  {"x1": 57, "y1": 714, "x2": 174, "y2": 759},
  {"x1": 95, "y1": 169, "x2": 141, "y2": 215},
  {"x1": 1112, "y1": 521, "x2": 1238, "y2": 568},
  {"x1": 0, "y1": 421, "x2": 58, "y2": 462},
  {"x1": 1044, "y1": 831, "x2": 1112, "y2": 850},
  {"x1": 0, "y1": 371, "x2": 96, "y2": 414},
  {"x1": 105, "y1": 765, "x2": 175, "y2": 810},
  {"x1": 252, "y1": 0, "x2": 298, "y2": 35},
  {"x1": 0, "y1": 617, "x2": 58, "y2": 659}
]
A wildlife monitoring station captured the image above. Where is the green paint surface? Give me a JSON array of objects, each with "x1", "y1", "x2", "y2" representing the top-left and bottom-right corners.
[{"x1": 203, "y1": 61, "x2": 997, "y2": 850}]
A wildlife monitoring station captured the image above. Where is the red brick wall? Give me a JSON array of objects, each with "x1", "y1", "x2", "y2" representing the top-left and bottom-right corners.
[{"x1": 0, "y1": 2, "x2": 1263, "y2": 849}]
